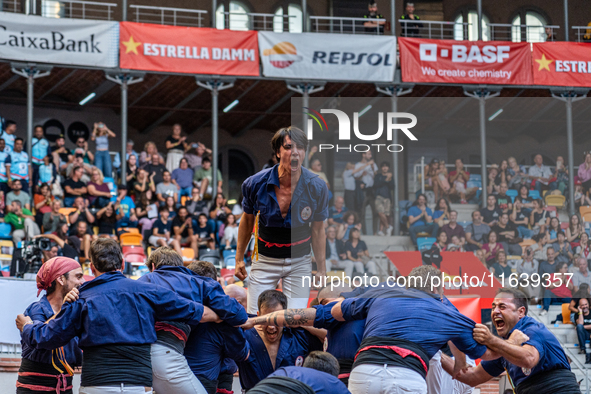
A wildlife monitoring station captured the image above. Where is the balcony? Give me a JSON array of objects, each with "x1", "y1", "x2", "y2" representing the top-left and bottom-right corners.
[
  {"x1": 309, "y1": 16, "x2": 388, "y2": 35},
  {"x1": 130, "y1": 5, "x2": 207, "y2": 27}
]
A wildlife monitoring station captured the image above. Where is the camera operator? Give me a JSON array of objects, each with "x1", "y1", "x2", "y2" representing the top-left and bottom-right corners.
[{"x1": 34, "y1": 227, "x2": 80, "y2": 262}]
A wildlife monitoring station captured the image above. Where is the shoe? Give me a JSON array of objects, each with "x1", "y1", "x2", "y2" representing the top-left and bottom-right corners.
[
  {"x1": 461, "y1": 199, "x2": 467, "y2": 204},
  {"x1": 377, "y1": 231, "x2": 385, "y2": 236},
  {"x1": 386, "y1": 226, "x2": 393, "y2": 236},
  {"x1": 540, "y1": 310, "x2": 548, "y2": 316},
  {"x1": 579, "y1": 349, "x2": 586, "y2": 354},
  {"x1": 585, "y1": 354, "x2": 591, "y2": 364}
]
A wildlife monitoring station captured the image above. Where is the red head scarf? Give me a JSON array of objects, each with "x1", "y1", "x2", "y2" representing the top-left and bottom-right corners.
[{"x1": 36, "y1": 257, "x2": 81, "y2": 296}]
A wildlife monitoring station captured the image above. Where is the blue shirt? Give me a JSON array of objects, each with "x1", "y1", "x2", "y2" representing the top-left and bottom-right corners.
[
  {"x1": 21, "y1": 295, "x2": 82, "y2": 367},
  {"x1": 38, "y1": 163, "x2": 55, "y2": 185},
  {"x1": 184, "y1": 322, "x2": 249, "y2": 381},
  {"x1": 153, "y1": 219, "x2": 172, "y2": 236},
  {"x1": 481, "y1": 316, "x2": 571, "y2": 388},
  {"x1": 340, "y1": 288, "x2": 488, "y2": 360},
  {"x1": 32, "y1": 138, "x2": 50, "y2": 164},
  {"x1": 0, "y1": 148, "x2": 8, "y2": 181},
  {"x1": 238, "y1": 327, "x2": 323, "y2": 390},
  {"x1": 408, "y1": 206, "x2": 433, "y2": 227},
  {"x1": 172, "y1": 167, "x2": 194, "y2": 189},
  {"x1": 1, "y1": 131, "x2": 15, "y2": 153},
  {"x1": 117, "y1": 196, "x2": 135, "y2": 219},
  {"x1": 269, "y1": 366, "x2": 350, "y2": 394},
  {"x1": 328, "y1": 206, "x2": 348, "y2": 224},
  {"x1": 137, "y1": 265, "x2": 248, "y2": 326},
  {"x1": 21, "y1": 271, "x2": 206, "y2": 350},
  {"x1": 7, "y1": 150, "x2": 29, "y2": 181},
  {"x1": 241, "y1": 164, "x2": 329, "y2": 228},
  {"x1": 313, "y1": 302, "x2": 365, "y2": 361}
]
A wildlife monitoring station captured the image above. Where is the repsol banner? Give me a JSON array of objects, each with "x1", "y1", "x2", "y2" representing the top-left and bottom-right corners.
[
  {"x1": 0, "y1": 12, "x2": 119, "y2": 68},
  {"x1": 258, "y1": 32, "x2": 396, "y2": 82}
]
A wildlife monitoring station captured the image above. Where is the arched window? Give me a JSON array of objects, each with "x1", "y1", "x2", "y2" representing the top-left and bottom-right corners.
[
  {"x1": 42, "y1": 0, "x2": 63, "y2": 18},
  {"x1": 216, "y1": 1, "x2": 250, "y2": 31},
  {"x1": 273, "y1": 4, "x2": 302, "y2": 33},
  {"x1": 454, "y1": 11, "x2": 490, "y2": 41},
  {"x1": 511, "y1": 11, "x2": 547, "y2": 42}
]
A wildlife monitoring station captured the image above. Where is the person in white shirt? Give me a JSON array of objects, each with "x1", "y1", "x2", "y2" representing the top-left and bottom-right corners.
[
  {"x1": 528, "y1": 154, "x2": 554, "y2": 193},
  {"x1": 354, "y1": 152, "x2": 378, "y2": 234}
]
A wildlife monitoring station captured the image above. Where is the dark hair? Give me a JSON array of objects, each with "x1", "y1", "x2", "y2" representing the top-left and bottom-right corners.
[
  {"x1": 163, "y1": 170, "x2": 170, "y2": 176},
  {"x1": 487, "y1": 230, "x2": 498, "y2": 243},
  {"x1": 556, "y1": 230, "x2": 565, "y2": 237},
  {"x1": 45, "y1": 272, "x2": 70, "y2": 296},
  {"x1": 89, "y1": 238, "x2": 123, "y2": 272},
  {"x1": 342, "y1": 211, "x2": 359, "y2": 225},
  {"x1": 198, "y1": 212, "x2": 208, "y2": 220},
  {"x1": 532, "y1": 233, "x2": 545, "y2": 243},
  {"x1": 495, "y1": 287, "x2": 528, "y2": 315},
  {"x1": 225, "y1": 214, "x2": 236, "y2": 225},
  {"x1": 303, "y1": 351, "x2": 340, "y2": 377},
  {"x1": 555, "y1": 262, "x2": 568, "y2": 273},
  {"x1": 436, "y1": 198, "x2": 451, "y2": 212},
  {"x1": 413, "y1": 193, "x2": 428, "y2": 206},
  {"x1": 187, "y1": 260, "x2": 217, "y2": 280},
  {"x1": 5, "y1": 120, "x2": 16, "y2": 128},
  {"x1": 146, "y1": 247, "x2": 183, "y2": 271},
  {"x1": 380, "y1": 161, "x2": 390, "y2": 168},
  {"x1": 34, "y1": 124, "x2": 43, "y2": 130},
  {"x1": 15, "y1": 137, "x2": 23, "y2": 144},
  {"x1": 202, "y1": 156, "x2": 211, "y2": 163},
  {"x1": 159, "y1": 205, "x2": 169, "y2": 213},
  {"x1": 270, "y1": 126, "x2": 308, "y2": 162},
  {"x1": 12, "y1": 179, "x2": 21, "y2": 186},
  {"x1": 258, "y1": 289, "x2": 287, "y2": 312}
]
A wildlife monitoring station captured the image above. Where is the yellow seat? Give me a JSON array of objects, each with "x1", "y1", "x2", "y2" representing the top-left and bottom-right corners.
[
  {"x1": 93, "y1": 227, "x2": 99, "y2": 235},
  {"x1": 563, "y1": 303, "x2": 573, "y2": 325},
  {"x1": 519, "y1": 239, "x2": 536, "y2": 254},
  {"x1": 181, "y1": 196, "x2": 188, "y2": 206},
  {"x1": 545, "y1": 194, "x2": 565, "y2": 208},
  {"x1": 181, "y1": 247, "x2": 195, "y2": 261},
  {"x1": 59, "y1": 208, "x2": 77, "y2": 224},
  {"x1": 120, "y1": 233, "x2": 143, "y2": 246},
  {"x1": 122, "y1": 228, "x2": 140, "y2": 234},
  {"x1": 580, "y1": 206, "x2": 591, "y2": 217},
  {"x1": 147, "y1": 246, "x2": 154, "y2": 257},
  {"x1": 583, "y1": 212, "x2": 591, "y2": 223}
]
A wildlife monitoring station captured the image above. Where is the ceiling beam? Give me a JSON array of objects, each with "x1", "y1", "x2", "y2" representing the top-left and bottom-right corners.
[
  {"x1": 39, "y1": 69, "x2": 78, "y2": 100},
  {"x1": 130, "y1": 75, "x2": 169, "y2": 107},
  {"x1": 0, "y1": 74, "x2": 19, "y2": 93},
  {"x1": 141, "y1": 87, "x2": 205, "y2": 134},
  {"x1": 235, "y1": 90, "x2": 295, "y2": 137}
]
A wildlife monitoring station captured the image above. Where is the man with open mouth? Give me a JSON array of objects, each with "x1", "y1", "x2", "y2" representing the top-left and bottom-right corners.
[
  {"x1": 443, "y1": 287, "x2": 580, "y2": 394},
  {"x1": 235, "y1": 126, "x2": 329, "y2": 314}
]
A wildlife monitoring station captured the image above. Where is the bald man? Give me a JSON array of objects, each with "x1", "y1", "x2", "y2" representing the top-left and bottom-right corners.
[{"x1": 225, "y1": 284, "x2": 247, "y2": 310}]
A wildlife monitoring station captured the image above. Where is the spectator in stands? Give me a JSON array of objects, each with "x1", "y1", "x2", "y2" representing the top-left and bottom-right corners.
[
  {"x1": 67, "y1": 197, "x2": 95, "y2": 235},
  {"x1": 574, "y1": 256, "x2": 591, "y2": 293},
  {"x1": 139, "y1": 141, "x2": 164, "y2": 168},
  {"x1": 434, "y1": 229, "x2": 448, "y2": 252},
  {"x1": 345, "y1": 227, "x2": 377, "y2": 276},
  {"x1": 328, "y1": 196, "x2": 348, "y2": 226},
  {"x1": 186, "y1": 187, "x2": 208, "y2": 217},
  {"x1": 530, "y1": 199, "x2": 549, "y2": 235},
  {"x1": 554, "y1": 231, "x2": 574, "y2": 265},
  {"x1": 42, "y1": 199, "x2": 67, "y2": 234},
  {"x1": 528, "y1": 154, "x2": 554, "y2": 192},
  {"x1": 193, "y1": 156, "x2": 222, "y2": 200},
  {"x1": 517, "y1": 185, "x2": 534, "y2": 217},
  {"x1": 65, "y1": 153, "x2": 94, "y2": 184},
  {"x1": 232, "y1": 193, "x2": 244, "y2": 222},
  {"x1": 575, "y1": 183, "x2": 591, "y2": 208},
  {"x1": 87, "y1": 168, "x2": 112, "y2": 209},
  {"x1": 37, "y1": 154, "x2": 56, "y2": 189},
  {"x1": 363, "y1": 2, "x2": 385, "y2": 34},
  {"x1": 6, "y1": 137, "x2": 32, "y2": 193},
  {"x1": 149, "y1": 205, "x2": 175, "y2": 249},
  {"x1": 495, "y1": 182, "x2": 512, "y2": 214},
  {"x1": 51, "y1": 135, "x2": 72, "y2": 173},
  {"x1": 474, "y1": 248, "x2": 486, "y2": 265},
  {"x1": 542, "y1": 262, "x2": 574, "y2": 315},
  {"x1": 134, "y1": 168, "x2": 156, "y2": 196},
  {"x1": 547, "y1": 217, "x2": 561, "y2": 245},
  {"x1": 483, "y1": 231, "x2": 503, "y2": 267},
  {"x1": 424, "y1": 159, "x2": 440, "y2": 200},
  {"x1": 400, "y1": 1, "x2": 422, "y2": 37},
  {"x1": 448, "y1": 158, "x2": 476, "y2": 204},
  {"x1": 407, "y1": 194, "x2": 438, "y2": 246},
  {"x1": 184, "y1": 142, "x2": 210, "y2": 170},
  {"x1": 172, "y1": 158, "x2": 194, "y2": 204},
  {"x1": 136, "y1": 191, "x2": 158, "y2": 233},
  {"x1": 435, "y1": 160, "x2": 451, "y2": 199},
  {"x1": 31, "y1": 125, "x2": 50, "y2": 188},
  {"x1": 310, "y1": 156, "x2": 330, "y2": 190},
  {"x1": 374, "y1": 162, "x2": 394, "y2": 236},
  {"x1": 145, "y1": 153, "x2": 168, "y2": 186},
  {"x1": 164, "y1": 196, "x2": 177, "y2": 219},
  {"x1": 465, "y1": 210, "x2": 490, "y2": 252},
  {"x1": 480, "y1": 195, "x2": 502, "y2": 226},
  {"x1": 575, "y1": 298, "x2": 591, "y2": 362},
  {"x1": 156, "y1": 170, "x2": 178, "y2": 206},
  {"x1": 337, "y1": 211, "x2": 362, "y2": 242},
  {"x1": 195, "y1": 212, "x2": 215, "y2": 250},
  {"x1": 68, "y1": 220, "x2": 93, "y2": 260},
  {"x1": 432, "y1": 197, "x2": 451, "y2": 228},
  {"x1": 566, "y1": 213, "x2": 584, "y2": 247},
  {"x1": 125, "y1": 154, "x2": 138, "y2": 195},
  {"x1": 91, "y1": 121, "x2": 115, "y2": 178},
  {"x1": 71, "y1": 137, "x2": 94, "y2": 165},
  {"x1": 115, "y1": 186, "x2": 138, "y2": 231},
  {"x1": 166, "y1": 124, "x2": 188, "y2": 173},
  {"x1": 491, "y1": 250, "x2": 512, "y2": 279},
  {"x1": 33, "y1": 183, "x2": 53, "y2": 227},
  {"x1": 173, "y1": 206, "x2": 199, "y2": 258},
  {"x1": 516, "y1": 247, "x2": 540, "y2": 300},
  {"x1": 1, "y1": 119, "x2": 16, "y2": 152},
  {"x1": 531, "y1": 232, "x2": 551, "y2": 263},
  {"x1": 552, "y1": 156, "x2": 568, "y2": 194},
  {"x1": 449, "y1": 235, "x2": 464, "y2": 252},
  {"x1": 96, "y1": 202, "x2": 118, "y2": 239},
  {"x1": 495, "y1": 160, "x2": 509, "y2": 187},
  {"x1": 125, "y1": 140, "x2": 139, "y2": 163},
  {"x1": 325, "y1": 225, "x2": 357, "y2": 278},
  {"x1": 578, "y1": 152, "x2": 591, "y2": 194},
  {"x1": 441, "y1": 210, "x2": 466, "y2": 247},
  {"x1": 507, "y1": 156, "x2": 527, "y2": 189},
  {"x1": 6, "y1": 179, "x2": 30, "y2": 211},
  {"x1": 209, "y1": 193, "x2": 232, "y2": 239},
  {"x1": 35, "y1": 225, "x2": 79, "y2": 261},
  {"x1": 486, "y1": 166, "x2": 499, "y2": 196},
  {"x1": 220, "y1": 213, "x2": 239, "y2": 250},
  {"x1": 63, "y1": 166, "x2": 87, "y2": 207},
  {"x1": 342, "y1": 163, "x2": 359, "y2": 213},
  {"x1": 571, "y1": 285, "x2": 591, "y2": 325},
  {"x1": 354, "y1": 151, "x2": 378, "y2": 234},
  {"x1": 493, "y1": 212, "x2": 522, "y2": 256},
  {"x1": 4, "y1": 200, "x2": 39, "y2": 244},
  {"x1": 575, "y1": 232, "x2": 591, "y2": 264}
]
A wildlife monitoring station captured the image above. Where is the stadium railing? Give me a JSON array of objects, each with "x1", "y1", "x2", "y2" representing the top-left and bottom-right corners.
[{"x1": 310, "y1": 16, "x2": 387, "y2": 35}]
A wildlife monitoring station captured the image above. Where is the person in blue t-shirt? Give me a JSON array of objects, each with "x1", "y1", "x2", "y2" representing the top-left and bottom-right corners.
[
  {"x1": 408, "y1": 194, "x2": 439, "y2": 245},
  {"x1": 148, "y1": 205, "x2": 175, "y2": 249},
  {"x1": 444, "y1": 288, "x2": 580, "y2": 393},
  {"x1": 114, "y1": 186, "x2": 138, "y2": 233}
]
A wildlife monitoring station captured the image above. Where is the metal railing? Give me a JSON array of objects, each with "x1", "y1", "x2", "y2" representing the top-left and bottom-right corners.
[
  {"x1": 130, "y1": 5, "x2": 207, "y2": 27},
  {"x1": 220, "y1": 12, "x2": 296, "y2": 31},
  {"x1": 489, "y1": 23, "x2": 559, "y2": 42},
  {"x1": 1, "y1": 0, "x2": 21, "y2": 13},
  {"x1": 42, "y1": 0, "x2": 116, "y2": 20},
  {"x1": 400, "y1": 19, "x2": 470, "y2": 40},
  {"x1": 310, "y1": 16, "x2": 387, "y2": 35},
  {"x1": 573, "y1": 26, "x2": 591, "y2": 42}
]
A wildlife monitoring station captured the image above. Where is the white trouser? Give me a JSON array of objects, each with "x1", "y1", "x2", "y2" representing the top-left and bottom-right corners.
[
  {"x1": 150, "y1": 343, "x2": 207, "y2": 394},
  {"x1": 326, "y1": 259, "x2": 362, "y2": 278},
  {"x1": 148, "y1": 235, "x2": 175, "y2": 248},
  {"x1": 166, "y1": 150, "x2": 184, "y2": 173},
  {"x1": 247, "y1": 253, "x2": 312, "y2": 314},
  {"x1": 13, "y1": 218, "x2": 40, "y2": 244},
  {"x1": 426, "y1": 351, "x2": 454, "y2": 394},
  {"x1": 79, "y1": 385, "x2": 152, "y2": 393},
  {"x1": 348, "y1": 364, "x2": 427, "y2": 394}
]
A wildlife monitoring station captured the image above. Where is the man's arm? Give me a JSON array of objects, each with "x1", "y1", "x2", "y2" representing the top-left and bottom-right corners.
[
  {"x1": 19, "y1": 301, "x2": 84, "y2": 350},
  {"x1": 243, "y1": 308, "x2": 318, "y2": 329},
  {"x1": 311, "y1": 221, "x2": 326, "y2": 277},
  {"x1": 441, "y1": 355, "x2": 494, "y2": 387},
  {"x1": 235, "y1": 212, "x2": 255, "y2": 281},
  {"x1": 473, "y1": 324, "x2": 540, "y2": 369}
]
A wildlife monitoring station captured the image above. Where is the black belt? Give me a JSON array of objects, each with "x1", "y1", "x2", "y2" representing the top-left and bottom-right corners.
[
  {"x1": 247, "y1": 376, "x2": 315, "y2": 394},
  {"x1": 515, "y1": 368, "x2": 579, "y2": 394}
]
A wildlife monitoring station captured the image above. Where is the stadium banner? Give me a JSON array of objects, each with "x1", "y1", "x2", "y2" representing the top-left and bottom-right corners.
[
  {"x1": 258, "y1": 32, "x2": 396, "y2": 82},
  {"x1": 0, "y1": 12, "x2": 119, "y2": 68},
  {"x1": 532, "y1": 42, "x2": 591, "y2": 87},
  {"x1": 399, "y1": 37, "x2": 532, "y2": 85},
  {"x1": 119, "y1": 22, "x2": 259, "y2": 76}
]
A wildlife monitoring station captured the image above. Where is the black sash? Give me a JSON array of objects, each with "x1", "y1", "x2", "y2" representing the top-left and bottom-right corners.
[
  {"x1": 258, "y1": 223, "x2": 311, "y2": 259},
  {"x1": 81, "y1": 344, "x2": 152, "y2": 387},
  {"x1": 516, "y1": 368, "x2": 580, "y2": 394},
  {"x1": 248, "y1": 376, "x2": 315, "y2": 394}
]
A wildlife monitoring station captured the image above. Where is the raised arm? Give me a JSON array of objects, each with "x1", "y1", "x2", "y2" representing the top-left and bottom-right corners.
[{"x1": 244, "y1": 308, "x2": 318, "y2": 330}]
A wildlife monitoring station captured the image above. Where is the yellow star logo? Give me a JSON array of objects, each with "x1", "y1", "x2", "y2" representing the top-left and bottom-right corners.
[
  {"x1": 122, "y1": 35, "x2": 142, "y2": 55},
  {"x1": 535, "y1": 53, "x2": 553, "y2": 72}
]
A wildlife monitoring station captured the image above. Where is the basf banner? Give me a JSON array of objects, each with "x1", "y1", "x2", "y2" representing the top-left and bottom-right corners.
[
  {"x1": 258, "y1": 32, "x2": 396, "y2": 82},
  {"x1": 399, "y1": 37, "x2": 532, "y2": 85},
  {"x1": 0, "y1": 12, "x2": 118, "y2": 68},
  {"x1": 119, "y1": 22, "x2": 259, "y2": 76},
  {"x1": 533, "y1": 42, "x2": 591, "y2": 87}
]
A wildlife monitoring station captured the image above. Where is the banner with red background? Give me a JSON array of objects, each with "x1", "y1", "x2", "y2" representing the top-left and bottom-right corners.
[
  {"x1": 532, "y1": 42, "x2": 591, "y2": 87},
  {"x1": 399, "y1": 37, "x2": 533, "y2": 85},
  {"x1": 119, "y1": 22, "x2": 259, "y2": 76}
]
